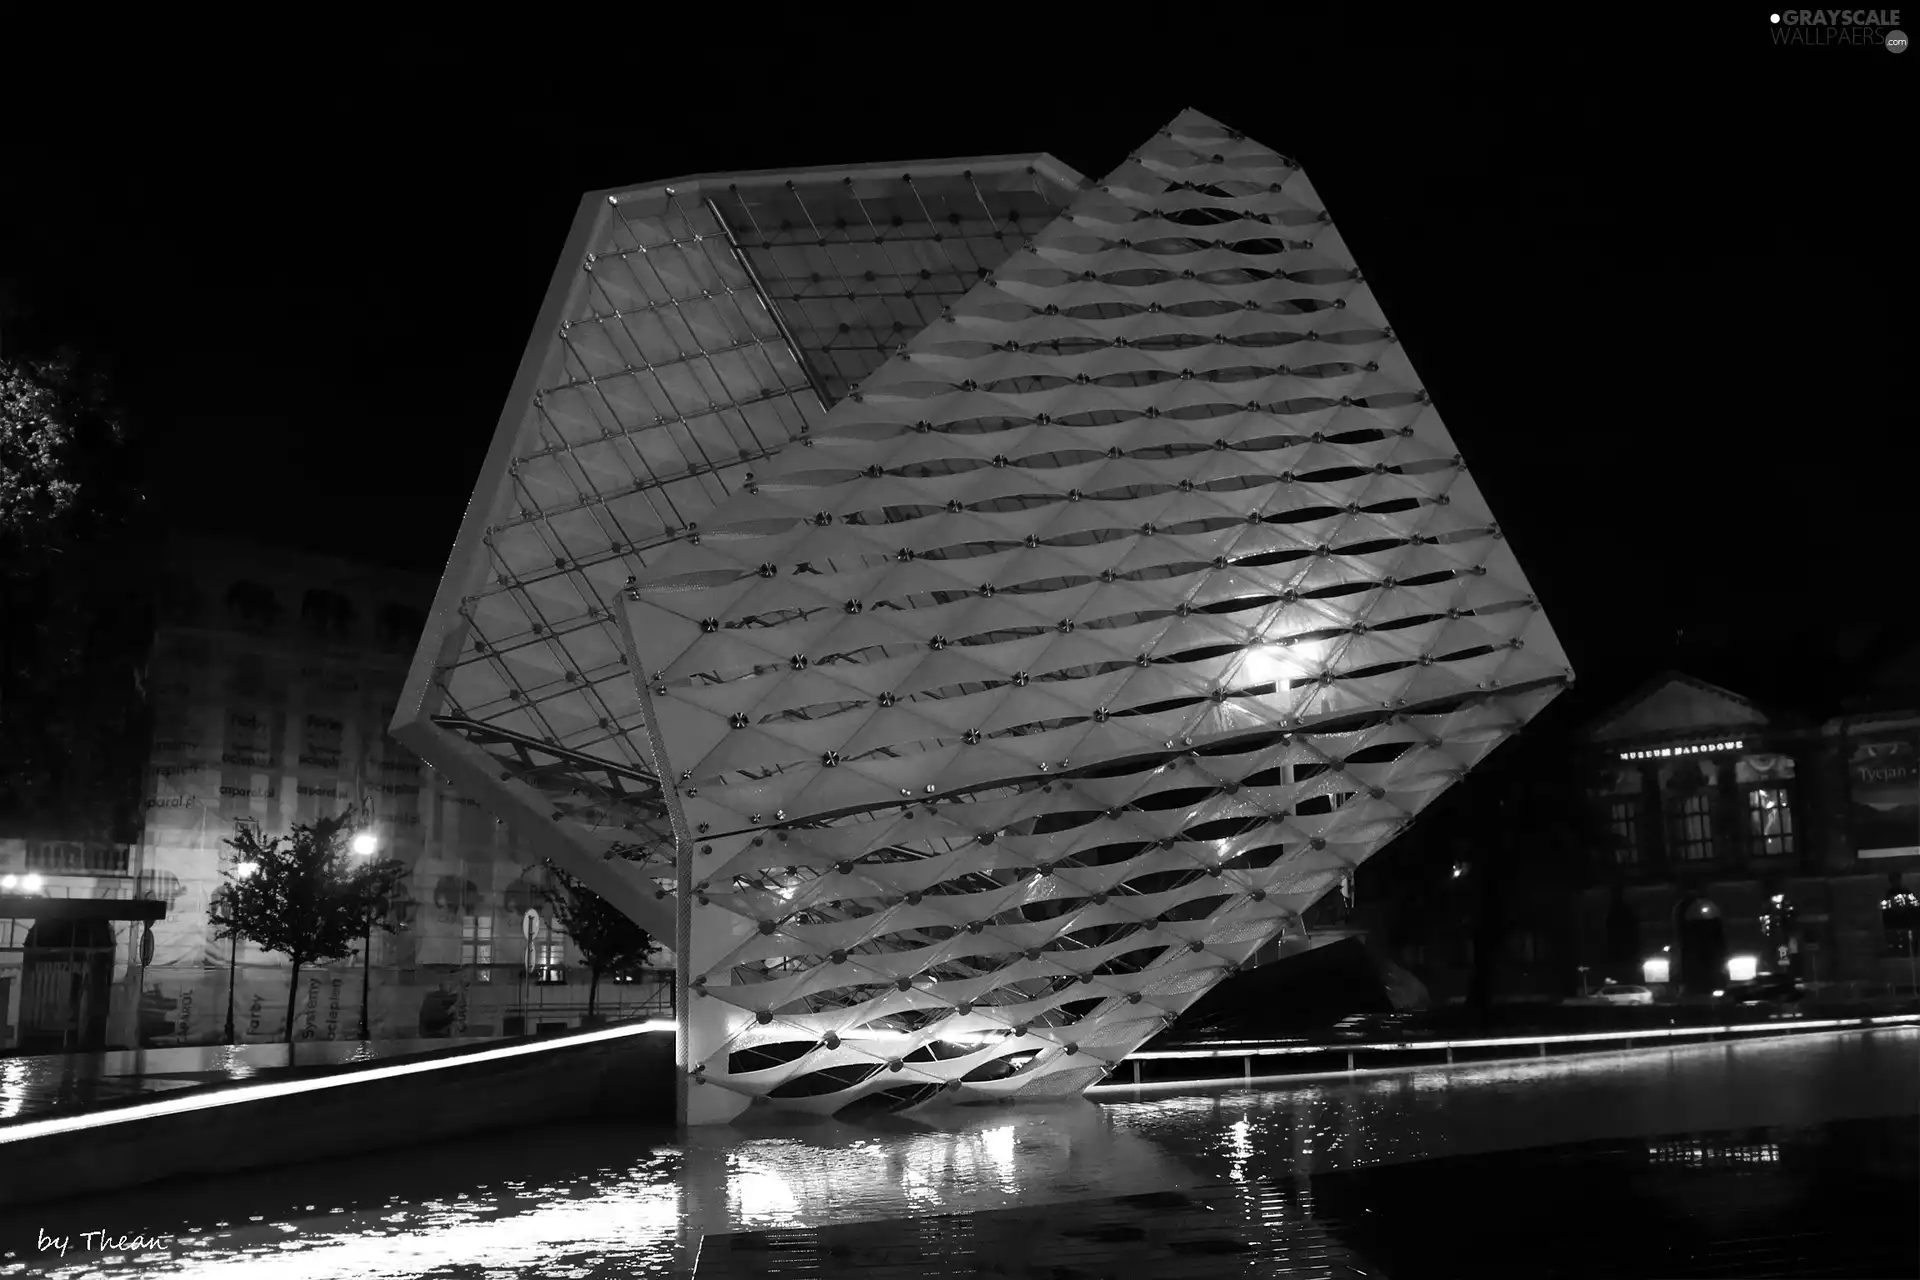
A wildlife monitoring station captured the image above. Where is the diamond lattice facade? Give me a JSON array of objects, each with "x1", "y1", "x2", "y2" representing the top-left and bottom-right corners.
[{"x1": 396, "y1": 109, "x2": 1571, "y2": 1120}]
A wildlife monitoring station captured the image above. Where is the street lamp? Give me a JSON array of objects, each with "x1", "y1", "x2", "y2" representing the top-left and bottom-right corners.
[
  {"x1": 222, "y1": 859, "x2": 258, "y2": 1045},
  {"x1": 350, "y1": 829, "x2": 379, "y2": 1042}
]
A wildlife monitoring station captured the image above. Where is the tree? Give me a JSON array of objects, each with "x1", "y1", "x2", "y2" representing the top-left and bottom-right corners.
[
  {"x1": 0, "y1": 348, "x2": 150, "y2": 841},
  {"x1": 539, "y1": 863, "x2": 657, "y2": 1020},
  {"x1": 0, "y1": 348, "x2": 140, "y2": 564},
  {"x1": 218, "y1": 811, "x2": 409, "y2": 1042}
]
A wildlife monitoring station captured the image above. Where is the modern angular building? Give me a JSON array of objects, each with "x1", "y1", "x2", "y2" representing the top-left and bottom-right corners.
[{"x1": 395, "y1": 109, "x2": 1572, "y2": 1120}]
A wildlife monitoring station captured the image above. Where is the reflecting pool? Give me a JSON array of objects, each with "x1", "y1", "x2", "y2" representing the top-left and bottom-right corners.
[{"x1": 2, "y1": 1028, "x2": 1914, "y2": 1278}]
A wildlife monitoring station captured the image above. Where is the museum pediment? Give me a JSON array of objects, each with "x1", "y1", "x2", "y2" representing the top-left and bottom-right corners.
[{"x1": 1589, "y1": 672, "x2": 1769, "y2": 744}]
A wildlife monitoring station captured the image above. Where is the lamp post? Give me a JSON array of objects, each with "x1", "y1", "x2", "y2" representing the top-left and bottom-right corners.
[
  {"x1": 222, "y1": 859, "x2": 258, "y2": 1045},
  {"x1": 351, "y1": 829, "x2": 379, "y2": 1042}
]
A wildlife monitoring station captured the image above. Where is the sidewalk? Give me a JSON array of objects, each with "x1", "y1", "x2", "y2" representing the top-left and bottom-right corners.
[{"x1": 0, "y1": 1035, "x2": 508, "y2": 1125}]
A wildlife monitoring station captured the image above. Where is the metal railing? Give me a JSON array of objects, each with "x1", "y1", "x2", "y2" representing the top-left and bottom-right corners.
[
  {"x1": 1095, "y1": 1012, "x2": 1920, "y2": 1091},
  {"x1": 437, "y1": 967, "x2": 673, "y2": 1032}
]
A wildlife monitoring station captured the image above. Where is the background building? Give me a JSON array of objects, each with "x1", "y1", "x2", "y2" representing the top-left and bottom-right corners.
[
  {"x1": 1576, "y1": 660, "x2": 1919, "y2": 999},
  {"x1": 4, "y1": 534, "x2": 668, "y2": 1053},
  {"x1": 1339, "y1": 633, "x2": 1920, "y2": 1008}
]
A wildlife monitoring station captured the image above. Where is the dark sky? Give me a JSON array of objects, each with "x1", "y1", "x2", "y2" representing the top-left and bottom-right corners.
[{"x1": 2, "y1": 23, "x2": 1908, "y2": 726}]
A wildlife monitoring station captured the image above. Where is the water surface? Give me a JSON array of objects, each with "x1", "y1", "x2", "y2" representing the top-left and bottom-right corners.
[{"x1": 2, "y1": 1028, "x2": 1913, "y2": 1278}]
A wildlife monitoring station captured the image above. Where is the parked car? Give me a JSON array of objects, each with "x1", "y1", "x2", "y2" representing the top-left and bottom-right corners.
[{"x1": 1563, "y1": 983, "x2": 1655, "y2": 1007}]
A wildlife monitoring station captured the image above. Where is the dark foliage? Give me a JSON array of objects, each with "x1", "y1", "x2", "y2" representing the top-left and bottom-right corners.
[
  {"x1": 0, "y1": 348, "x2": 151, "y2": 841},
  {"x1": 539, "y1": 863, "x2": 657, "y2": 1018}
]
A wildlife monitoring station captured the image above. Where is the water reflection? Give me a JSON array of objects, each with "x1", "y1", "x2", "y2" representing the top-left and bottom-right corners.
[
  {"x1": 2, "y1": 1029, "x2": 1912, "y2": 1278},
  {"x1": 1109, "y1": 1028, "x2": 1919, "y2": 1178},
  {"x1": 677, "y1": 1099, "x2": 1193, "y2": 1241}
]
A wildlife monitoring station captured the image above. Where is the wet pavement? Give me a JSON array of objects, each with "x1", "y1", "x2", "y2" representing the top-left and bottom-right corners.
[
  {"x1": 0, "y1": 1027, "x2": 1913, "y2": 1277},
  {"x1": 0, "y1": 1037, "x2": 507, "y2": 1124}
]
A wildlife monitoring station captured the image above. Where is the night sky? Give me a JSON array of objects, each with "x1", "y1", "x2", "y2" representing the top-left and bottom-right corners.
[{"x1": 3, "y1": 25, "x2": 1907, "y2": 729}]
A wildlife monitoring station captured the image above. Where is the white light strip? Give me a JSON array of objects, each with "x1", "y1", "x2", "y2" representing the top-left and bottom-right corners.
[
  {"x1": 1129, "y1": 1015, "x2": 1918, "y2": 1060},
  {"x1": 0, "y1": 1021, "x2": 675, "y2": 1146}
]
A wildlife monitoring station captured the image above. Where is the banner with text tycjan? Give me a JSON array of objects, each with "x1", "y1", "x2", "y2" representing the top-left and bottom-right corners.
[{"x1": 1850, "y1": 733, "x2": 1919, "y2": 859}]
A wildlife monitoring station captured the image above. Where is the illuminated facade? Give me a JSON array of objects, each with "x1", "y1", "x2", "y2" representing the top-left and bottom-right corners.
[
  {"x1": 396, "y1": 110, "x2": 1571, "y2": 1118},
  {"x1": 1577, "y1": 670, "x2": 1920, "y2": 996},
  {"x1": 0, "y1": 535, "x2": 666, "y2": 1052}
]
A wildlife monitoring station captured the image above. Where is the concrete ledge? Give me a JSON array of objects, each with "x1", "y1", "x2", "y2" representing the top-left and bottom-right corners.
[{"x1": 0, "y1": 1023, "x2": 675, "y2": 1208}]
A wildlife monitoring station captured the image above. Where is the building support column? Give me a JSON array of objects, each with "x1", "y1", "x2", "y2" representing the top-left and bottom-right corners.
[{"x1": 618, "y1": 599, "x2": 750, "y2": 1127}]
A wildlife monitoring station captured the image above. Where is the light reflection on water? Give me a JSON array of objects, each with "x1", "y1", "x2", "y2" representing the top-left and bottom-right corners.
[{"x1": 3, "y1": 1029, "x2": 1913, "y2": 1279}]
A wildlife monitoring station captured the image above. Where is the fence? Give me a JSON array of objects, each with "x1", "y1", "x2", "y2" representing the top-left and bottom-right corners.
[
  {"x1": 1095, "y1": 1012, "x2": 1920, "y2": 1092},
  {"x1": 479, "y1": 966, "x2": 673, "y2": 1035}
]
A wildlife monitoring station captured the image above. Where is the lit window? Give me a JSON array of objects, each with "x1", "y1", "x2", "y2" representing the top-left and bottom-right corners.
[
  {"x1": 1669, "y1": 793, "x2": 1715, "y2": 861},
  {"x1": 531, "y1": 940, "x2": 566, "y2": 985},
  {"x1": 1746, "y1": 788, "x2": 1795, "y2": 857},
  {"x1": 462, "y1": 915, "x2": 494, "y2": 980}
]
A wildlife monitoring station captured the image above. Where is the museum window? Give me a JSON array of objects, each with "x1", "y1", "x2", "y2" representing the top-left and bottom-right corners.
[
  {"x1": 1746, "y1": 787, "x2": 1795, "y2": 857},
  {"x1": 1669, "y1": 792, "x2": 1715, "y2": 861},
  {"x1": 462, "y1": 915, "x2": 494, "y2": 979},
  {"x1": 1608, "y1": 799, "x2": 1642, "y2": 865}
]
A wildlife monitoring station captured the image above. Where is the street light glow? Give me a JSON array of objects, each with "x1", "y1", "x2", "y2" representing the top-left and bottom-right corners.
[
  {"x1": 20, "y1": 874, "x2": 42, "y2": 893},
  {"x1": 1241, "y1": 638, "x2": 1324, "y2": 688},
  {"x1": 350, "y1": 832, "x2": 380, "y2": 857},
  {"x1": 235, "y1": 860, "x2": 259, "y2": 880}
]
